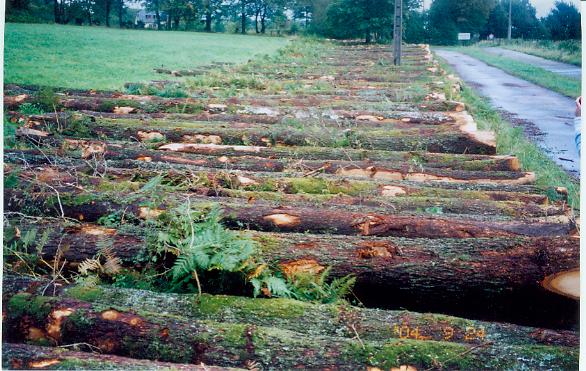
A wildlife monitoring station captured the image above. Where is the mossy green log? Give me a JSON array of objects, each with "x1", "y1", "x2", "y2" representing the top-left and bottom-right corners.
[
  {"x1": 2, "y1": 343, "x2": 237, "y2": 370},
  {"x1": 2, "y1": 288, "x2": 578, "y2": 370}
]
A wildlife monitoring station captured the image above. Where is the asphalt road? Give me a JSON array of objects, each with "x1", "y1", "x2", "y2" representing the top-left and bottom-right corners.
[
  {"x1": 436, "y1": 49, "x2": 579, "y2": 176},
  {"x1": 482, "y1": 47, "x2": 581, "y2": 79}
]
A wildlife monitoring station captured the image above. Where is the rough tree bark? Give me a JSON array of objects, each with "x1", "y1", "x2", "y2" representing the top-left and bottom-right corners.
[
  {"x1": 2, "y1": 275, "x2": 579, "y2": 348},
  {"x1": 3, "y1": 150, "x2": 554, "y2": 203},
  {"x1": 2, "y1": 343, "x2": 233, "y2": 370},
  {"x1": 7, "y1": 220, "x2": 578, "y2": 300},
  {"x1": 2, "y1": 289, "x2": 578, "y2": 370},
  {"x1": 5, "y1": 164, "x2": 565, "y2": 218},
  {"x1": 4, "y1": 188, "x2": 575, "y2": 237},
  {"x1": 9, "y1": 141, "x2": 531, "y2": 185}
]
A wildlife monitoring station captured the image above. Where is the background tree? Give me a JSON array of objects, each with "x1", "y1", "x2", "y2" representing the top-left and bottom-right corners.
[
  {"x1": 322, "y1": 0, "x2": 420, "y2": 43},
  {"x1": 428, "y1": 0, "x2": 495, "y2": 45},
  {"x1": 509, "y1": 0, "x2": 545, "y2": 38},
  {"x1": 482, "y1": 1, "x2": 508, "y2": 38},
  {"x1": 544, "y1": 1, "x2": 581, "y2": 40}
]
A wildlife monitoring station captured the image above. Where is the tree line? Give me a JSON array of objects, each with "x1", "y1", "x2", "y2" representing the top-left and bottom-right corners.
[{"x1": 6, "y1": 0, "x2": 581, "y2": 43}]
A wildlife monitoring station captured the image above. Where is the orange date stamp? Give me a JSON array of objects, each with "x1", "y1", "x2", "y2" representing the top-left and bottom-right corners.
[{"x1": 392, "y1": 324, "x2": 486, "y2": 342}]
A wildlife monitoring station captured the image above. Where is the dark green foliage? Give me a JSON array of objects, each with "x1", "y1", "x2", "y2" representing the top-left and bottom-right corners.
[
  {"x1": 18, "y1": 103, "x2": 44, "y2": 115},
  {"x1": 286, "y1": 267, "x2": 356, "y2": 304},
  {"x1": 428, "y1": 0, "x2": 496, "y2": 45},
  {"x1": 322, "y1": 0, "x2": 421, "y2": 43},
  {"x1": 33, "y1": 87, "x2": 60, "y2": 111},
  {"x1": 544, "y1": 1, "x2": 581, "y2": 40},
  {"x1": 508, "y1": 0, "x2": 547, "y2": 39}
]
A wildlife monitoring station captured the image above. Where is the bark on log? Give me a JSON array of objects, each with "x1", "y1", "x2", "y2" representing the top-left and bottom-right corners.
[
  {"x1": 5, "y1": 85, "x2": 467, "y2": 111},
  {"x1": 2, "y1": 290, "x2": 578, "y2": 370},
  {"x1": 5, "y1": 163, "x2": 562, "y2": 217},
  {"x1": 2, "y1": 343, "x2": 235, "y2": 370},
  {"x1": 7, "y1": 145, "x2": 532, "y2": 186},
  {"x1": 156, "y1": 143, "x2": 518, "y2": 171},
  {"x1": 15, "y1": 110, "x2": 496, "y2": 154},
  {"x1": 4, "y1": 189, "x2": 575, "y2": 237},
  {"x1": 1, "y1": 275, "x2": 579, "y2": 348},
  {"x1": 3, "y1": 151, "x2": 552, "y2": 200},
  {"x1": 6, "y1": 220, "x2": 578, "y2": 303}
]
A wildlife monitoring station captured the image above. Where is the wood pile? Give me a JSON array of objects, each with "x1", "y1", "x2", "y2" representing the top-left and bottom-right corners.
[{"x1": 3, "y1": 42, "x2": 579, "y2": 370}]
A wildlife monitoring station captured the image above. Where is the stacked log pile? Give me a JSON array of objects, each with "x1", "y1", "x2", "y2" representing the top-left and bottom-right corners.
[{"x1": 3, "y1": 43, "x2": 579, "y2": 370}]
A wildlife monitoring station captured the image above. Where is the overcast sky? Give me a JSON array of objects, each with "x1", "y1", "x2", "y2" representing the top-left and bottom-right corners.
[{"x1": 422, "y1": 0, "x2": 580, "y2": 17}]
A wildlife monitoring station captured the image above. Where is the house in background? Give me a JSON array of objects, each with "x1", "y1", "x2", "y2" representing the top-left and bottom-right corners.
[{"x1": 135, "y1": 9, "x2": 168, "y2": 29}]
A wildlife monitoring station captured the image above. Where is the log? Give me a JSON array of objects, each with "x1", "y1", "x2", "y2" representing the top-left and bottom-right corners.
[
  {"x1": 7, "y1": 146, "x2": 533, "y2": 186},
  {"x1": 542, "y1": 268, "x2": 579, "y2": 300},
  {"x1": 2, "y1": 289, "x2": 578, "y2": 370},
  {"x1": 16, "y1": 110, "x2": 496, "y2": 154},
  {"x1": 5, "y1": 164, "x2": 563, "y2": 218},
  {"x1": 5, "y1": 85, "x2": 467, "y2": 111},
  {"x1": 8, "y1": 122, "x2": 519, "y2": 169},
  {"x1": 2, "y1": 275, "x2": 579, "y2": 348},
  {"x1": 4, "y1": 189, "x2": 575, "y2": 237},
  {"x1": 4, "y1": 152, "x2": 557, "y2": 209},
  {"x1": 155, "y1": 143, "x2": 518, "y2": 171},
  {"x1": 7, "y1": 220, "x2": 578, "y2": 304},
  {"x1": 2, "y1": 343, "x2": 236, "y2": 370}
]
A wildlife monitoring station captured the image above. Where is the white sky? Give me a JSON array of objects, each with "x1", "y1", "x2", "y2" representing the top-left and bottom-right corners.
[{"x1": 422, "y1": 0, "x2": 580, "y2": 18}]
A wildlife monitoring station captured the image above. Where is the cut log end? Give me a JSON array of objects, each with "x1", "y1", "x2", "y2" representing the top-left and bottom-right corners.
[{"x1": 542, "y1": 268, "x2": 579, "y2": 300}]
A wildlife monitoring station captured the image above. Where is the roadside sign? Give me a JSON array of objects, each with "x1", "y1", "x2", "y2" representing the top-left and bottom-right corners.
[{"x1": 458, "y1": 33, "x2": 471, "y2": 41}]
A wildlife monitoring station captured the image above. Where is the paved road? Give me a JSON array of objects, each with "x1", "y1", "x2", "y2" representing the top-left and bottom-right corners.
[
  {"x1": 436, "y1": 49, "x2": 579, "y2": 176},
  {"x1": 482, "y1": 47, "x2": 582, "y2": 79}
]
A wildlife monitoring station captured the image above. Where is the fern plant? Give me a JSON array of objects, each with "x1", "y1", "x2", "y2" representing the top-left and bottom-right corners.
[
  {"x1": 286, "y1": 267, "x2": 356, "y2": 304},
  {"x1": 157, "y1": 202, "x2": 290, "y2": 297}
]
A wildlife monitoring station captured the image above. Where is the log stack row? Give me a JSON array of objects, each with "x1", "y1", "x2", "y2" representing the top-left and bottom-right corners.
[{"x1": 3, "y1": 42, "x2": 579, "y2": 369}]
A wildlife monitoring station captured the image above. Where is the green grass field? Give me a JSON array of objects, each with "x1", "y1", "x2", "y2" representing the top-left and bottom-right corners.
[
  {"x1": 4, "y1": 23, "x2": 289, "y2": 90},
  {"x1": 453, "y1": 47, "x2": 580, "y2": 98}
]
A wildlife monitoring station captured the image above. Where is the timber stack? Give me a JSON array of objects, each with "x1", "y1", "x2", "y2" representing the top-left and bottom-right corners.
[{"x1": 3, "y1": 41, "x2": 579, "y2": 370}]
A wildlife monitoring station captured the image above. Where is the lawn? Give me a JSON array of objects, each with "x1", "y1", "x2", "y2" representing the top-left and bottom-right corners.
[
  {"x1": 4, "y1": 23, "x2": 289, "y2": 90},
  {"x1": 453, "y1": 47, "x2": 580, "y2": 98}
]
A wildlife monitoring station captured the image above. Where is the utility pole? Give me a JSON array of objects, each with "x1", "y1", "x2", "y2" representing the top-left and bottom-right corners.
[
  {"x1": 393, "y1": 0, "x2": 403, "y2": 66},
  {"x1": 507, "y1": 0, "x2": 513, "y2": 41}
]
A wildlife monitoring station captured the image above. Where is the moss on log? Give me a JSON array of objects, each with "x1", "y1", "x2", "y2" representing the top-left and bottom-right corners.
[
  {"x1": 2, "y1": 290, "x2": 578, "y2": 370},
  {"x1": 7, "y1": 221, "x2": 578, "y2": 304},
  {"x1": 2, "y1": 343, "x2": 235, "y2": 370},
  {"x1": 4, "y1": 188, "x2": 575, "y2": 237},
  {"x1": 2, "y1": 275, "x2": 579, "y2": 349}
]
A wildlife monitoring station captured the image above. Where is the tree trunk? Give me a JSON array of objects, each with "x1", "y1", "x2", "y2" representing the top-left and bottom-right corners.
[
  {"x1": 2, "y1": 343, "x2": 223, "y2": 371},
  {"x1": 2, "y1": 289, "x2": 578, "y2": 370},
  {"x1": 155, "y1": 9, "x2": 160, "y2": 29},
  {"x1": 53, "y1": 0, "x2": 60, "y2": 23},
  {"x1": 205, "y1": 10, "x2": 212, "y2": 31},
  {"x1": 3, "y1": 149, "x2": 553, "y2": 203},
  {"x1": 15, "y1": 113, "x2": 498, "y2": 155},
  {"x1": 8, "y1": 220, "x2": 578, "y2": 298},
  {"x1": 105, "y1": 0, "x2": 111, "y2": 27},
  {"x1": 241, "y1": 1, "x2": 246, "y2": 34},
  {"x1": 260, "y1": 5, "x2": 266, "y2": 33},
  {"x1": 2, "y1": 275, "x2": 579, "y2": 348},
  {"x1": 4, "y1": 189, "x2": 576, "y2": 238},
  {"x1": 4, "y1": 161, "x2": 565, "y2": 218},
  {"x1": 117, "y1": 0, "x2": 123, "y2": 28},
  {"x1": 7, "y1": 143, "x2": 534, "y2": 186},
  {"x1": 255, "y1": 8, "x2": 260, "y2": 33}
]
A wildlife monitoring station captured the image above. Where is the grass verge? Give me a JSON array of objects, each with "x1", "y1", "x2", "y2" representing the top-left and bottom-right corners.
[
  {"x1": 452, "y1": 47, "x2": 580, "y2": 98},
  {"x1": 436, "y1": 55, "x2": 579, "y2": 210},
  {"x1": 477, "y1": 39, "x2": 581, "y2": 66},
  {"x1": 4, "y1": 23, "x2": 288, "y2": 90}
]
